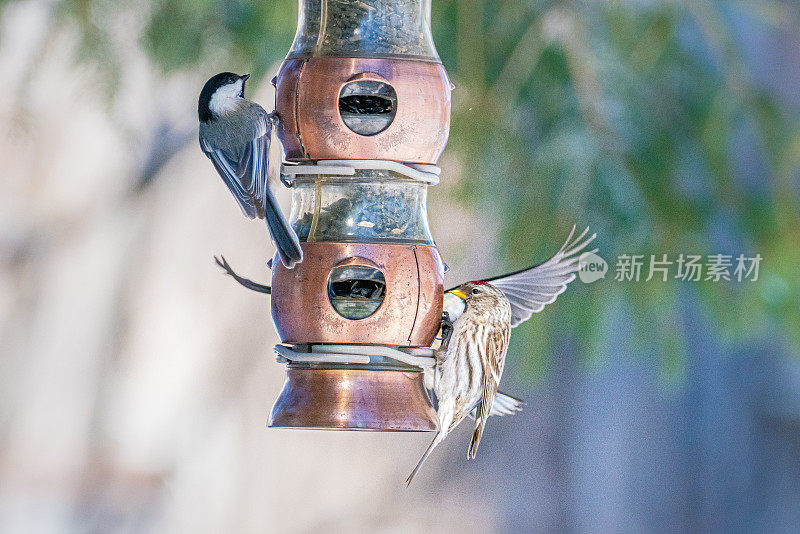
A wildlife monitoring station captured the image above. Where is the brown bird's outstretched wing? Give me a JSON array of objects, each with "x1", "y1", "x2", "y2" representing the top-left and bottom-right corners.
[
  {"x1": 483, "y1": 226, "x2": 596, "y2": 327},
  {"x1": 468, "y1": 324, "x2": 510, "y2": 459}
]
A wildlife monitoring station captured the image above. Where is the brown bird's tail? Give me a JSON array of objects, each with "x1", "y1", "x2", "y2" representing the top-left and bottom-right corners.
[
  {"x1": 406, "y1": 432, "x2": 443, "y2": 486},
  {"x1": 469, "y1": 382, "x2": 498, "y2": 460},
  {"x1": 468, "y1": 418, "x2": 486, "y2": 460}
]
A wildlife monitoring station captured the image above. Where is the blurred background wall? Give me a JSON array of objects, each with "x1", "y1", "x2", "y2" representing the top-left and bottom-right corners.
[{"x1": 1, "y1": 0, "x2": 799, "y2": 532}]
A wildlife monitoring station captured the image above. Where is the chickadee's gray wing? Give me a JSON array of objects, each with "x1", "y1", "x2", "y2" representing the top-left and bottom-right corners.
[
  {"x1": 201, "y1": 111, "x2": 302, "y2": 268},
  {"x1": 201, "y1": 146, "x2": 258, "y2": 218},
  {"x1": 244, "y1": 113, "x2": 303, "y2": 267},
  {"x1": 236, "y1": 113, "x2": 270, "y2": 218},
  {"x1": 199, "y1": 114, "x2": 271, "y2": 219},
  {"x1": 487, "y1": 226, "x2": 597, "y2": 327}
]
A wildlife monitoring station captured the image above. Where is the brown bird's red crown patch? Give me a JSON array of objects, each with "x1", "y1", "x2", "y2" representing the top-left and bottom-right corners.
[{"x1": 472, "y1": 280, "x2": 488, "y2": 285}]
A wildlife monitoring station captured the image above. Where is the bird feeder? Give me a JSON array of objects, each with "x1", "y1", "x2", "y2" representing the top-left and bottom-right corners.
[{"x1": 269, "y1": 0, "x2": 451, "y2": 431}]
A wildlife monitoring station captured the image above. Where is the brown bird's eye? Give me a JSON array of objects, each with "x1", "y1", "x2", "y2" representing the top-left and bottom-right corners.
[{"x1": 472, "y1": 288, "x2": 480, "y2": 295}]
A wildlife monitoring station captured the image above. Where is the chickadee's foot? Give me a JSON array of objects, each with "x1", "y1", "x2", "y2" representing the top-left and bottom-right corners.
[{"x1": 214, "y1": 255, "x2": 271, "y2": 294}]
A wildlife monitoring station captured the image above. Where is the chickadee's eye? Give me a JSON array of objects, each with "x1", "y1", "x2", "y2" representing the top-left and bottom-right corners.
[{"x1": 472, "y1": 288, "x2": 480, "y2": 295}]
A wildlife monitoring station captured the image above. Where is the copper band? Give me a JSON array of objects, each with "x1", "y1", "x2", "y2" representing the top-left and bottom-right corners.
[
  {"x1": 275, "y1": 57, "x2": 451, "y2": 164},
  {"x1": 268, "y1": 367, "x2": 438, "y2": 431},
  {"x1": 270, "y1": 242, "x2": 444, "y2": 346}
]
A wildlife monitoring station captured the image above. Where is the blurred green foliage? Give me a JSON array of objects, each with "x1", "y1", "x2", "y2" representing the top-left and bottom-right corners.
[
  {"x1": 432, "y1": 0, "x2": 800, "y2": 375},
  {"x1": 55, "y1": 0, "x2": 296, "y2": 81},
  {"x1": 25, "y1": 0, "x2": 800, "y2": 377}
]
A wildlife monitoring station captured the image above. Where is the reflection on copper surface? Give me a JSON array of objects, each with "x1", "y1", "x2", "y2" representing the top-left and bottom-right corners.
[
  {"x1": 274, "y1": 57, "x2": 451, "y2": 164},
  {"x1": 268, "y1": 367, "x2": 439, "y2": 431},
  {"x1": 271, "y1": 242, "x2": 444, "y2": 346}
]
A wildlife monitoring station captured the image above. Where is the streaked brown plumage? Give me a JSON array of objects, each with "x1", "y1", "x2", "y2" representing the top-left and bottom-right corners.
[{"x1": 407, "y1": 226, "x2": 596, "y2": 485}]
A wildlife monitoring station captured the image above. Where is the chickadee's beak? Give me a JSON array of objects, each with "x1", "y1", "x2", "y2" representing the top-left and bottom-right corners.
[
  {"x1": 448, "y1": 288, "x2": 468, "y2": 300},
  {"x1": 240, "y1": 73, "x2": 251, "y2": 82}
]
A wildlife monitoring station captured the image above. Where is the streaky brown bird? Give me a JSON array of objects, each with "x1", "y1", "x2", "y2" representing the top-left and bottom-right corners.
[{"x1": 407, "y1": 226, "x2": 596, "y2": 485}]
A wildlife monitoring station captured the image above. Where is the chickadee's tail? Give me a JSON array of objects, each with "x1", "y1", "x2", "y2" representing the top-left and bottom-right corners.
[{"x1": 263, "y1": 187, "x2": 303, "y2": 268}]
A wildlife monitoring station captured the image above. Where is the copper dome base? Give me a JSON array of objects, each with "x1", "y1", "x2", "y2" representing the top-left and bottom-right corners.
[{"x1": 268, "y1": 367, "x2": 439, "y2": 431}]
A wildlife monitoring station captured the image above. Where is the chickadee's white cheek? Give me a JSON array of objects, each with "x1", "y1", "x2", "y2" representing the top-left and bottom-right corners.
[
  {"x1": 444, "y1": 292, "x2": 466, "y2": 320},
  {"x1": 209, "y1": 82, "x2": 243, "y2": 115}
]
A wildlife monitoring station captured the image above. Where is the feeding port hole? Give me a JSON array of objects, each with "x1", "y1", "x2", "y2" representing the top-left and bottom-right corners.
[
  {"x1": 339, "y1": 80, "x2": 397, "y2": 136},
  {"x1": 327, "y1": 264, "x2": 387, "y2": 320}
]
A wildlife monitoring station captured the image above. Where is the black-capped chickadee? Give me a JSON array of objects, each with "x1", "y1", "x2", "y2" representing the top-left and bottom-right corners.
[{"x1": 198, "y1": 72, "x2": 302, "y2": 268}]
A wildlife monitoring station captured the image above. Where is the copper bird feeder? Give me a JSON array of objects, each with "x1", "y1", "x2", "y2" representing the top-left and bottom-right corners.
[{"x1": 268, "y1": 0, "x2": 452, "y2": 431}]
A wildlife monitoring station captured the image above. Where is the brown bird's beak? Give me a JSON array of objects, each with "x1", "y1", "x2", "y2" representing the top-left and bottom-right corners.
[{"x1": 448, "y1": 288, "x2": 468, "y2": 300}]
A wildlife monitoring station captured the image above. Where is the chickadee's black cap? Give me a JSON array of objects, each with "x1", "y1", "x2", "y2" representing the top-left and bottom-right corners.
[{"x1": 198, "y1": 72, "x2": 248, "y2": 122}]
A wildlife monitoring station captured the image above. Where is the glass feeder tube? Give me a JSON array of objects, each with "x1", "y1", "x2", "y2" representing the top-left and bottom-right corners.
[{"x1": 287, "y1": 0, "x2": 439, "y2": 61}]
